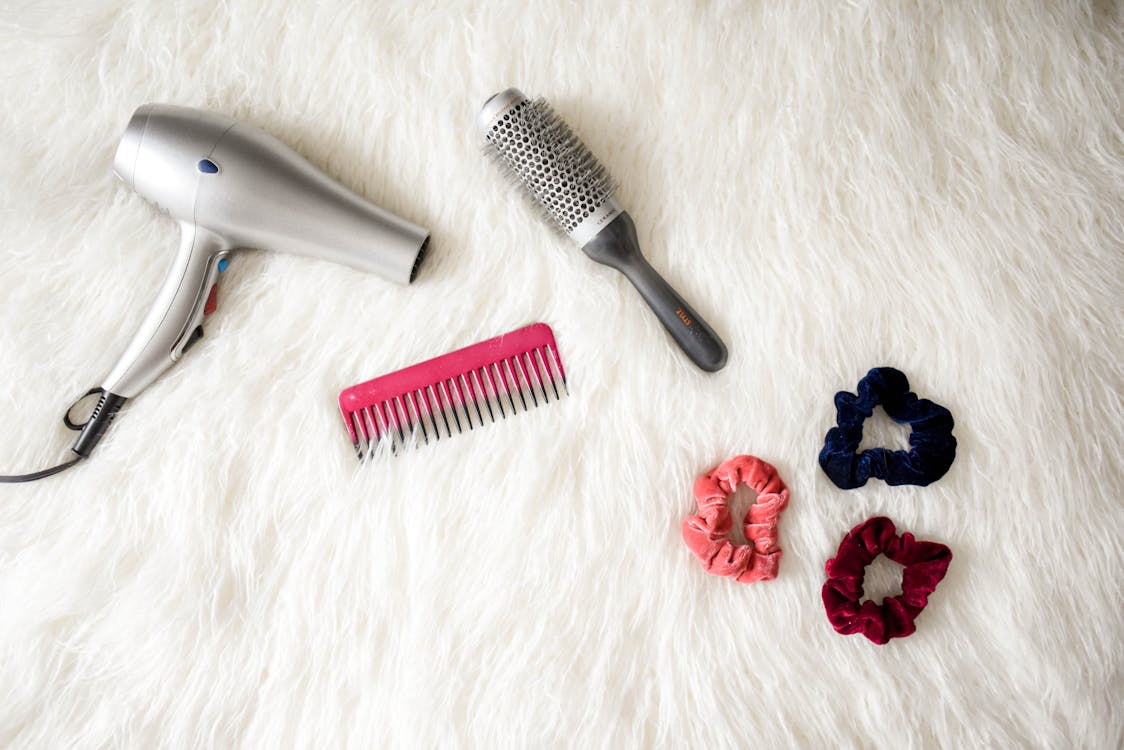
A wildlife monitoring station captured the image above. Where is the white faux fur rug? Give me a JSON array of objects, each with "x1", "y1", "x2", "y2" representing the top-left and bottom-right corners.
[{"x1": 1, "y1": 2, "x2": 1121, "y2": 747}]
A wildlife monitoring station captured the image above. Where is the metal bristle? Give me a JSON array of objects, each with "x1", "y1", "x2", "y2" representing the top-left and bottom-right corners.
[{"x1": 483, "y1": 97, "x2": 618, "y2": 237}]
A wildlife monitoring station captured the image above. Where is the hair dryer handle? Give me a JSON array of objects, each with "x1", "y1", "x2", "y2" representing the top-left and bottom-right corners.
[{"x1": 100, "y1": 224, "x2": 231, "y2": 398}]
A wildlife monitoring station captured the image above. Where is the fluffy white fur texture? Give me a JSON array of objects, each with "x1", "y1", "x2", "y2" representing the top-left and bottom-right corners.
[{"x1": 1, "y1": 2, "x2": 1121, "y2": 747}]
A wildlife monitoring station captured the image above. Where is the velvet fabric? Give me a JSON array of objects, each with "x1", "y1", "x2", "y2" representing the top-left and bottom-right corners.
[
  {"x1": 819, "y1": 367, "x2": 957, "y2": 489},
  {"x1": 822, "y1": 517, "x2": 952, "y2": 645},
  {"x1": 682, "y1": 455, "x2": 789, "y2": 584}
]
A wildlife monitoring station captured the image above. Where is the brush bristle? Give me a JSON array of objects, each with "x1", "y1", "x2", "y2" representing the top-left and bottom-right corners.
[{"x1": 483, "y1": 97, "x2": 617, "y2": 237}]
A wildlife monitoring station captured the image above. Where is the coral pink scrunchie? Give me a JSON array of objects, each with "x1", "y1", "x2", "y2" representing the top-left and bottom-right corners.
[
  {"x1": 822, "y1": 516, "x2": 952, "y2": 644},
  {"x1": 682, "y1": 455, "x2": 790, "y2": 583}
]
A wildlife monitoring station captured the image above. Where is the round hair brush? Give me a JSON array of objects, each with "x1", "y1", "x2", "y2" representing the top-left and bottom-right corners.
[{"x1": 478, "y1": 88, "x2": 728, "y2": 372}]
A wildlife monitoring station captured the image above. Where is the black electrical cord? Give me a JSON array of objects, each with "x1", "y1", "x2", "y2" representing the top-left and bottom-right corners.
[
  {"x1": 0, "y1": 387, "x2": 118, "y2": 484},
  {"x1": 0, "y1": 455, "x2": 85, "y2": 483}
]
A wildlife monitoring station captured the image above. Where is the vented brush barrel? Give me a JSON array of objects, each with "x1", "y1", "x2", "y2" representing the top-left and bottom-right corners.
[
  {"x1": 480, "y1": 88, "x2": 728, "y2": 372},
  {"x1": 479, "y1": 88, "x2": 623, "y2": 245}
]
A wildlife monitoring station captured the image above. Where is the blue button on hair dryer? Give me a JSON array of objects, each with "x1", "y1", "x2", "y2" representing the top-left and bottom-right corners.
[{"x1": 2, "y1": 104, "x2": 429, "y2": 482}]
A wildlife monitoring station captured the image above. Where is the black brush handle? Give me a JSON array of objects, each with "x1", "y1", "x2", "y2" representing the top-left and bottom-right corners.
[{"x1": 582, "y1": 212, "x2": 728, "y2": 372}]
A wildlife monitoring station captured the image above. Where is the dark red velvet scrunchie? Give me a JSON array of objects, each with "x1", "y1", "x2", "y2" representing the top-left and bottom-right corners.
[{"x1": 822, "y1": 517, "x2": 952, "y2": 644}]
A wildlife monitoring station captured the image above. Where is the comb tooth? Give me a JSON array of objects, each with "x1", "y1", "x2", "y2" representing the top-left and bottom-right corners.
[
  {"x1": 405, "y1": 399, "x2": 422, "y2": 449},
  {"x1": 382, "y1": 400, "x2": 399, "y2": 449},
  {"x1": 471, "y1": 369, "x2": 496, "y2": 423},
  {"x1": 431, "y1": 383, "x2": 453, "y2": 438},
  {"x1": 418, "y1": 388, "x2": 440, "y2": 441},
  {"x1": 349, "y1": 412, "x2": 365, "y2": 461},
  {"x1": 405, "y1": 392, "x2": 425, "y2": 444},
  {"x1": 461, "y1": 371, "x2": 482, "y2": 424},
  {"x1": 494, "y1": 361, "x2": 519, "y2": 415},
  {"x1": 544, "y1": 347, "x2": 563, "y2": 399},
  {"x1": 351, "y1": 410, "x2": 368, "y2": 445},
  {"x1": 450, "y1": 377, "x2": 474, "y2": 431},
  {"x1": 461, "y1": 372, "x2": 487, "y2": 426},
  {"x1": 546, "y1": 343, "x2": 569, "y2": 395},
  {"x1": 426, "y1": 384, "x2": 452, "y2": 438},
  {"x1": 375, "y1": 401, "x2": 398, "y2": 455},
  {"x1": 525, "y1": 351, "x2": 550, "y2": 403},
  {"x1": 402, "y1": 396, "x2": 419, "y2": 447},
  {"x1": 536, "y1": 347, "x2": 562, "y2": 400},
  {"x1": 363, "y1": 406, "x2": 382, "y2": 459},
  {"x1": 466, "y1": 377, "x2": 481, "y2": 428},
  {"x1": 408, "y1": 390, "x2": 431, "y2": 444},
  {"x1": 392, "y1": 395, "x2": 412, "y2": 448},
  {"x1": 513, "y1": 355, "x2": 539, "y2": 408},
  {"x1": 522, "y1": 351, "x2": 543, "y2": 403},
  {"x1": 368, "y1": 403, "x2": 386, "y2": 455},
  {"x1": 351, "y1": 410, "x2": 368, "y2": 451},
  {"x1": 438, "y1": 380, "x2": 464, "y2": 434},
  {"x1": 503, "y1": 358, "x2": 528, "y2": 412},
  {"x1": 406, "y1": 397, "x2": 423, "y2": 447},
  {"x1": 483, "y1": 363, "x2": 506, "y2": 419},
  {"x1": 389, "y1": 401, "x2": 405, "y2": 454},
  {"x1": 357, "y1": 407, "x2": 370, "y2": 458}
]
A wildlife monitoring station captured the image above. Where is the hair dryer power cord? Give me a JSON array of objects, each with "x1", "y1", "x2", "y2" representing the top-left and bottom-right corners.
[
  {"x1": 0, "y1": 455, "x2": 86, "y2": 483},
  {"x1": 1, "y1": 387, "x2": 125, "y2": 484}
]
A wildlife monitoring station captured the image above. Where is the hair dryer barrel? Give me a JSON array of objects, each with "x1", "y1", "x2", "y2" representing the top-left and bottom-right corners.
[
  {"x1": 203, "y1": 122, "x2": 429, "y2": 284},
  {"x1": 114, "y1": 103, "x2": 429, "y2": 285}
]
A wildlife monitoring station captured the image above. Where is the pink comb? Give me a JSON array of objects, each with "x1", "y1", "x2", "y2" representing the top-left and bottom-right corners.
[{"x1": 339, "y1": 322, "x2": 568, "y2": 458}]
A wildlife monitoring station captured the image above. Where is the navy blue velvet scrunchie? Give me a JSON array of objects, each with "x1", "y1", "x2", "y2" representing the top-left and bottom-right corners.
[{"x1": 819, "y1": 368, "x2": 956, "y2": 489}]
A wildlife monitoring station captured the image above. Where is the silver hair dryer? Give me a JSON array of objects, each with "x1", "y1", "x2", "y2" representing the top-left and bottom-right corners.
[{"x1": 69, "y1": 103, "x2": 430, "y2": 459}]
